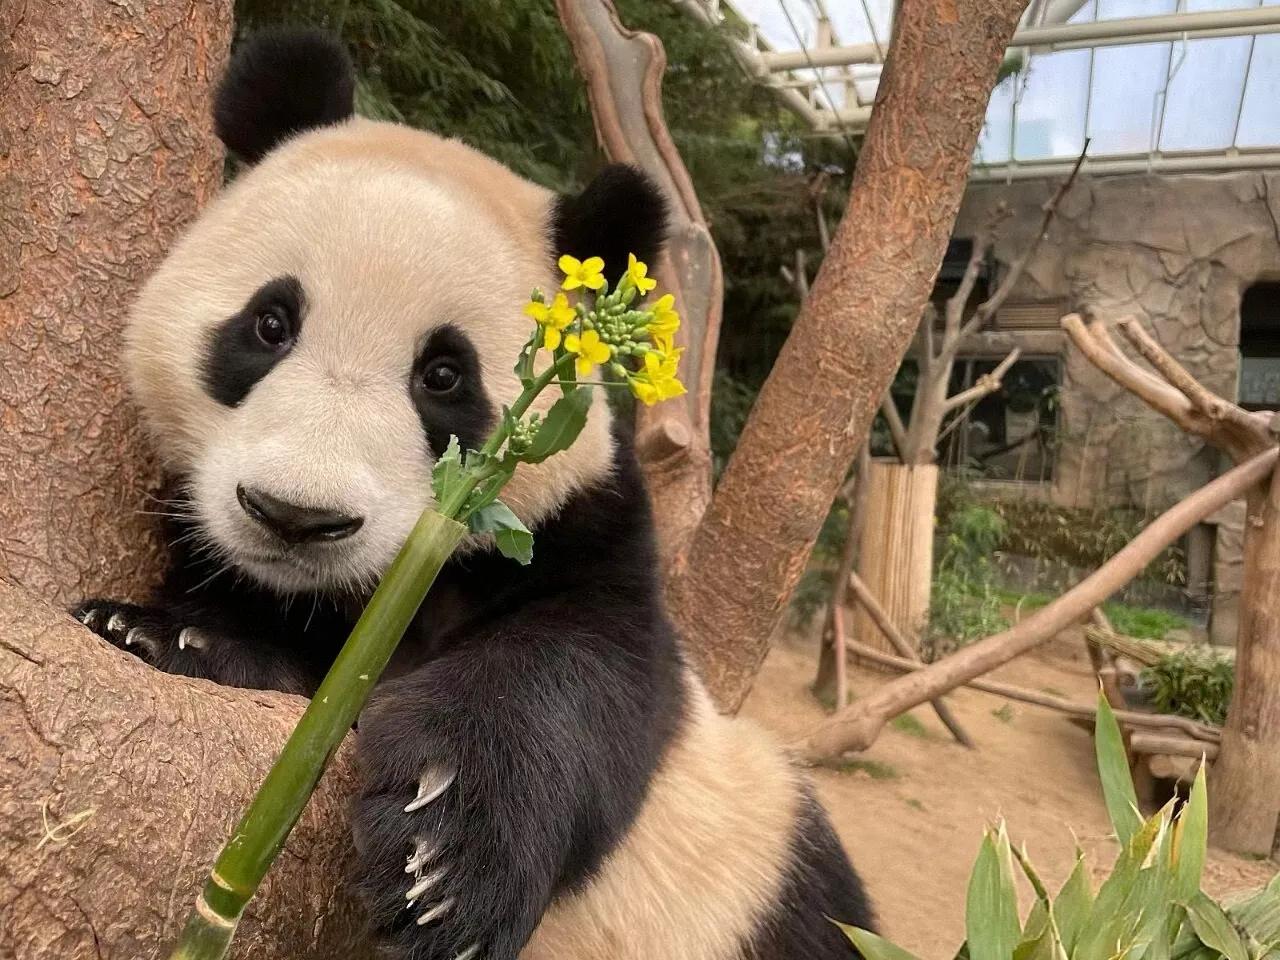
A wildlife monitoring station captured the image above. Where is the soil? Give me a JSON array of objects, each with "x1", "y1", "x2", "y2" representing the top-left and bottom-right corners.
[{"x1": 739, "y1": 624, "x2": 1278, "y2": 958}]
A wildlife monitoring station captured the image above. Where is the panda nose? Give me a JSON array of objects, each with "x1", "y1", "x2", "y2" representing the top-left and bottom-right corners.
[{"x1": 236, "y1": 484, "x2": 364, "y2": 544}]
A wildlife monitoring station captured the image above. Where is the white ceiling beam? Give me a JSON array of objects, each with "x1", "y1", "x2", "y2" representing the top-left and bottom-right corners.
[{"x1": 760, "y1": 6, "x2": 1280, "y2": 72}]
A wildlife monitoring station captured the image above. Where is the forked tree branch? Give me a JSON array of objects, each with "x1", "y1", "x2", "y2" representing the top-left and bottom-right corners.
[
  {"x1": 880, "y1": 396, "x2": 909, "y2": 459},
  {"x1": 940, "y1": 348, "x2": 1021, "y2": 413},
  {"x1": 797, "y1": 446, "x2": 1279, "y2": 758}
]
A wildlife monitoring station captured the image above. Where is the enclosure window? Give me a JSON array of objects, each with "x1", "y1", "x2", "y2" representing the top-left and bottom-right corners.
[
  {"x1": 940, "y1": 356, "x2": 1061, "y2": 483},
  {"x1": 1239, "y1": 282, "x2": 1280, "y2": 411}
]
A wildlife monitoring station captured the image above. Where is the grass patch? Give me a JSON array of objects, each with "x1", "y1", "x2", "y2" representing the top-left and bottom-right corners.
[
  {"x1": 1102, "y1": 602, "x2": 1191, "y2": 640},
  {"x1": 827, "y1": 758, "x2": 900, "y2": 781},
  {"x1": 889, "y1": 713, "x2": 929, "y2": 738},
  {"x1": 991, "y1": 704, "x2": 1014, "y2": 724},
  {"x1": 904, "y1": 797, "x2": 926, "y2": 812}
]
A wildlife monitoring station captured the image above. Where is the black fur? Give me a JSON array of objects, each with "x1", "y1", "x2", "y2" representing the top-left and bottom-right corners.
[
  {"x1": 201, "y1": 275, "x2": 304, "y2": 407},
  {"x1": 214, "y1": 27, "x2": 355, "y2": 163},
  {"x1": 410, "y1": 325, "x2": 495, "y2": 458},
  {"x1": 746, "y1": 792, "x2": 872, "y2": 959},
  {"x1": 552, "y1": 165, "x2": 668, "y2": 284}
]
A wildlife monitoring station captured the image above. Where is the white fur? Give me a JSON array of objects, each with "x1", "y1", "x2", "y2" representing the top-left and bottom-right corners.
[
  {"x1": 126, "y1": 118, "x2": 615, "y2": 594},
  {"x1": 523, "y1": 679, "x2": 801, "y2": 960}
]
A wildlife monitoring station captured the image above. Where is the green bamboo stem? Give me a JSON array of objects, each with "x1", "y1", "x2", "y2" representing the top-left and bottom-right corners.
[{"x1": 170, "y1": 508, "x2": 466, "y2": 960}]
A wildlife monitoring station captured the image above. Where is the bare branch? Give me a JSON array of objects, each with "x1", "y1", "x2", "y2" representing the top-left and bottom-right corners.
[
  {"x1": 1062, "y1": 313, "x2": 1271, "y2": 462},
  {"x1": 941, "y1": 348, "x2": 1021, "y2": 413},
  {"x1": 797, "y1": 446, "x2": 1279, "y2": 758},
  {"x1": 942, "y1": 237, "x2": 989, "y2": 339},
  {"x1": 880, "y1": 396, "x2": 909, "y2": 461},
  {"x1": 847, "y1": 573, "x2": 974, "y2": 748},
  {"x1": 840, "y1": 637, "x2": 1221, "y2": 744}
]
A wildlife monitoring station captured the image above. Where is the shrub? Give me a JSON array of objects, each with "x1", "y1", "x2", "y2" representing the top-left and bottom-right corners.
[{"x1": 1142, "y1": 650, "x2": 1235, "y2": 727}]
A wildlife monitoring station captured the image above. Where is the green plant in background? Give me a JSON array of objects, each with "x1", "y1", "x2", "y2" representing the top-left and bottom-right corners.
[
  {"x1": 169, "y1": 256, "x2": 683, "y2": 960},
  {"x1": 1143, "y1": 650, "x2": 1235, "y2": 727},
  {"x1": 925, "y1": 502, "x2": 1010, "y2": 659},
  {"x1": 1105, "y1": 604, "x2": 1192, "y2": 641},
  {"x1": 838, "y1": 695, "x2": 1280, "y2": 960}
]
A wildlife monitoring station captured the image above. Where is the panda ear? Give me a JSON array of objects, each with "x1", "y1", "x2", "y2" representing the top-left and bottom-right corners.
[
  {"x1": 552, "y1": 165, "x2": 668, "y2": 278},
  {"x1": 214, "y1": 28, "x2": 356, "y2": 164}
]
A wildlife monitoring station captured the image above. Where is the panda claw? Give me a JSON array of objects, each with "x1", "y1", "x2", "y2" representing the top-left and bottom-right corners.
[
  {"x1": 178, "y1": 627, "x2": 207, "y2": 651},
  {"x1": 415, "y1": 897, "x2": 454, "y2": 926},
  {"x1": 404, "y1": 764, "x2": 456, "y2": 813},
  {"x1": 405, "y1": 864, "x2": 447, "y2": 902},
  {"x1": 405, "y1": 837, "x2": 437, "y2": 874},
  {"x1": 124, "y1": 626, "x2": 146, "y2": 647},
  {"x1": 78, "y1": 606, "x2": 102, "y2": 630},
  {"x1": 106, "y1": 613, "x2": 128, "y2": 636},
  {"x1": 454, "y1": 945, "x2": 481, "y2": 960}
]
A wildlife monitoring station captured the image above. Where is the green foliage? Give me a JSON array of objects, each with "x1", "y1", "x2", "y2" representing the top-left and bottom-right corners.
[
  {"x1": 1105, "y1": 603, "x2": 1191, "y2": 640},
  {"x1": 890, "y1": 712, "x2": 929, "y2": 739},
  {"x1": 709, "y1": 370, "x2": 757, "y2": 480},
  {"x1": 1142, "y1": 650, "x2": 1234, "y2": 726},
  {"x1": 926, "y1": 500, "x2": 1010, "y2": 659},
  {"x1": 837, "y1": 696, "x2": 1280, "y2": 960},
  {"x1": 826, "y1": 758, "x2": 900, "y2": 781}
]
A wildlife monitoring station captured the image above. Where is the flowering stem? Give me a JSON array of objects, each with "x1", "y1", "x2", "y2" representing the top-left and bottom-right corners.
[{"x1": 169, "y1": 509, "x2": 465, "y2": 960}]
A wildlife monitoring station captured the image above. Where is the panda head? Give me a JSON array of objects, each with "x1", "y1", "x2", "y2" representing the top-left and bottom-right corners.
[{"x1": 126, "y1": 28, "x2": 667, "y2": 595}]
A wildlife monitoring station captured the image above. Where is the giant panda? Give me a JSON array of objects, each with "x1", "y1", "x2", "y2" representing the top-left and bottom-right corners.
[{"x1": 73, "y1": 27, "x2": 873, "y2": 960}]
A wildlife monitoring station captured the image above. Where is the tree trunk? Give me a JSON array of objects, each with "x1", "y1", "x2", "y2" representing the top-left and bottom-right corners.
[
  {"x1": 554, "y1": 0, "x2": 723, "y2": 572},
  {"x1": 0, "y1": 0, "x2": 230, "y2": 606},
  {"x1": 666, "y1": 0, "x2": 1029, "y2": 712},
  {"x1": 1211, "y1": 474, "x2": 1280, "y2": 856},
  {"x1": 0, "y1": 581, "x2": 371, "y2": 960},
  {"x1": 854, "y1": 460, "x2": 937, "y2": 657}
]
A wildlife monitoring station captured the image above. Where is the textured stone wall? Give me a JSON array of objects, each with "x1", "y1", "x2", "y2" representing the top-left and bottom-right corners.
[{"x1": 955, "y1": 171, "x2": 1280, "y2": 641}]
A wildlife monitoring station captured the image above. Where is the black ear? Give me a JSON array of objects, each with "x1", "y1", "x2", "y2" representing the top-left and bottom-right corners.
[
  {"x1": 214, "y1": 28, "x2": 356, "y2": 164},
  {"x1": 552, "y1": 165, "x2": 668, "y2": 281}
]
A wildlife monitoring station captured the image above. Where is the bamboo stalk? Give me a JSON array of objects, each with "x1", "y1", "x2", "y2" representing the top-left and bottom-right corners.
[{"x1": 170, "y1": 509, "x2": 466, "y2": 959}]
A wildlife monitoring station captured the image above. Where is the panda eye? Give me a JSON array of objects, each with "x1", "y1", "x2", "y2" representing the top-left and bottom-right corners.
[
  {"x1": 255, "y1": 308, "x2": 292, "y2": 348},
  {"x1": 421, "y1": 359, "x2": 462, "y2": 394}
]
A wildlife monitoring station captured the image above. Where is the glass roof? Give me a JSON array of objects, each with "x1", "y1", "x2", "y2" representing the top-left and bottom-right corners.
[{"x1": 723, "y1": 0, "x2": 1280, "y2": 169}]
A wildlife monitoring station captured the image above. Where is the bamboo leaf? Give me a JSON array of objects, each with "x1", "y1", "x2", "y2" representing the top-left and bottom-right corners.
[
  {"x1": 1095, "y1": 692, "x2": 1142, "y2": 845},
  {"x1": 468, "y1": 499, "x2": 533, "y2": 565},
  {"x1": 1184, "y1": 892, "x2": 1249, "y2": 960},
  {"x1": 1172, "y1": 762, "x2": 1208, "y2": 903},
  {"x1": 430, "y1": 435, "x2": 464, "y2": 502},
  {"x1": 832, "y1": 921, "x2": 926, "y2": 960},
  {"x1": 1054, "y1": 852, "x2": 1093, "y2": 955},
  {"x1": 967, "y1": 825, "x2": 1022, "y2": 960},
  {"x1": 522, "y1": 387, "x2": 590, "y2": 463}
]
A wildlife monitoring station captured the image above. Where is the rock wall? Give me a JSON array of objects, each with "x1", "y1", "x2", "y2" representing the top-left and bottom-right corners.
[{"x1": 955, "y1": 171, "x2": 1280, "y2": 641}]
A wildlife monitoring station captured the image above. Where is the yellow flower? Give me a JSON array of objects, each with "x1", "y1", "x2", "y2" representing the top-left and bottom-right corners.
[
  {"x1": 644, "y1": 293, "x2": 680, "y2": 351},
  {"x1": 564, "y1": 328, "x2": 612, "y2": 376},
  {"x1": 625, "y1": 253, "x2": 657, "y2": 294},
  {"x1": 628, "y1": 348, "x2": 685, "y2": 406},
  {"x1": 524, "y1": 292, "x2": 575, "y2": 350},
  {"x1": 559, "y1": 254, "x2": 606, "y2": 291}
]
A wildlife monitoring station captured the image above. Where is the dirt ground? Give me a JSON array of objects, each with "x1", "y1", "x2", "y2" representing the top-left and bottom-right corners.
[{"x1": 740, "y1": 626, "x2": 1278, "y2": 958}]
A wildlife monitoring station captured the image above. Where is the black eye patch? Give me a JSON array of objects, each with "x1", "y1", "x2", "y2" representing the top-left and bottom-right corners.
[
  {"x1": 410, "y1": 325, "x2": 493, "y2": 458},
  {"x1": 201, "y1": 276, "x2": 304, "y2": 407}
]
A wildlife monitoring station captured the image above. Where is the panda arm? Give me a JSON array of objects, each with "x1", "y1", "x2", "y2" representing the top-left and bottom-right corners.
[
  {"x1": 71, "y1": 559, "x2": 326, "y2": 696},
  {"x1": 352, "y1": 622, "x2": 652, "y2": 960}
]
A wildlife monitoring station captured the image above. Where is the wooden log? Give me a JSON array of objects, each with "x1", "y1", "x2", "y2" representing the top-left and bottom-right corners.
[
  {"x1": 841, "y1": 638, "x2": 1223, "y2": 743},
  {"x1": 798, "y1": 448, "x2": 1273, "y2": 759},
  {"x1": 854, "y1": 460, "x2": 937, "y2": 657},
  {"x1": 1130, "y1": 732, "x2": 1219, "y2": 761}
]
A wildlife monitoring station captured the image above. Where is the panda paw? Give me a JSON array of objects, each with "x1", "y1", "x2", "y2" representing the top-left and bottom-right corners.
[
  {"x1": 71, "y1": 599, "x2": 208, "y2": 666},
  {"x1": 353, "y1": 759, "x2": 520, "y2": 960}
]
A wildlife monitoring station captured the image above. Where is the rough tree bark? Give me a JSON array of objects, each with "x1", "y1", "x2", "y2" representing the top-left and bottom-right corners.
[
  {"x1": 0, "y1": 0, "x2": 230, "y2": 605},
  {"x1": 0, "y1": 581, "x2": 371, "y2": 959},
  {"x1": 665, "y1": 0, "x2": 1030, "y2": 712},
  {"x1": 555, "y1": 0, "x2": 723, "y2": 571}
]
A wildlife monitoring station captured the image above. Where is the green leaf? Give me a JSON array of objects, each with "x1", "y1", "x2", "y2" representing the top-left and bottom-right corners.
[
  {"x1": 431, "y1": 435, "x2": 464, "y2": 503},
  {"x1": 1185, "y1": 892, "x2": 1249, "y2": 960},
  {"x1": 514, "y1": 330, "x2": 538, "y2": 387},
  {"x1": 831, "y1": 921, "x2": 925, "y2": 960},
  {"x1": 1095, "y1": 692, "x2": 1143, "y2": 845},
  {"x1": 467, "y1": 499, "x2": 533, "y2": 565},
  {"x1": 1172, "y1": 761, "x2": 1208, "y2": 902},
  {"x1": 522, "y1": 387, "x2": 591, "y2": 463},
  {"x1": 966, "y1": 825, "x2": 1022, "y2": 960},
  {"x1": 1053, "y1": 852, "x2": 1093, "y2": 955},
  {"x1": 1228, "y1": 873, "x2": 1280, "y2": 948}
]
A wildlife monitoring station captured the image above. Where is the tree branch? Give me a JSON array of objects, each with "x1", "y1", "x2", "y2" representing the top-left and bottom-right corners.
[
  {"x1": 940, "y1": 347, "x2": 1021, "y2": 413},
  {"x1": 0, "y1": 581, "x2": 370, "y2": 957},
  {"x1": 797, "y1": 446, "x2": 1279, "y2": 758},
  {"x1": 880, "y1": 396, "x2": 909, "y2": 461},
  {"x1": 665, "y1": 0, "x2": 1029, "y2": 711}
]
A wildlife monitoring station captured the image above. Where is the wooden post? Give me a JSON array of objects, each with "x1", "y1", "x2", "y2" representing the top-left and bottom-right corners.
[
  {"x1": 854, "y1": 460, "x2": 937, "y2": 655},
  {"x1": 1211, "y1": 467, "x2": 1280, "y2": 854}
]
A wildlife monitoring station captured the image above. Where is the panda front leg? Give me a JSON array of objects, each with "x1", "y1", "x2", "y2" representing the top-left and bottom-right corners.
[
  {"x1": 71, "y1": 598, "x2": 314, "y2": 695},
  {"x1": 352, "y1": 640, "x2": 600, "y2": 960}
]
